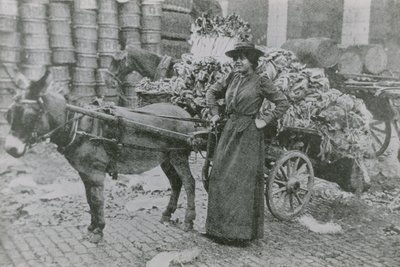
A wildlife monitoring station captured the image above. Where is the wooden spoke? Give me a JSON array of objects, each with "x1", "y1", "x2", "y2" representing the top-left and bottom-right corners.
[
  {"x1": 279, "y1": 166, "x2": 289, "y2": 180},
  {"x1": 293, "y1": 157, "x2": 301, "y2": 174},
  {"x1": 274, "y1": 180, "x2": 287, "y2": 186},
  {"x1": 370, "y1": 124, "x2": 387, "y2": 134},
  {"x1": 294, "y1": 192, "x2": 303, "y2": 204},
  {"x1": 272, "y1": 187, "x2": 286, "y2": 196},
  {"x1": 286, "y1": 160, "x2": 291, "y2": 177},
  {"x1": 289, "y1": 194, "x2": 294, "y2": 211},
  {"x1": 370, "y1": 129, "x2": 384, "y2": 146}
]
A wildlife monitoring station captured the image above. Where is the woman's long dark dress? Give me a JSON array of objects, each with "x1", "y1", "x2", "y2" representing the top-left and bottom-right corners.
[{"x1": 206, "y1": 72, "x2": 289, "y2": 241}]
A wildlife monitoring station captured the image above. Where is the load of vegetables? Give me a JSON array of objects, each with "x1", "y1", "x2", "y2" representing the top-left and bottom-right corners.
[
  {"x1": 134, "y1": 14, "x2": 373, "y2": 176},
  {"x1": 257, "y1": 48, "x2": 373, "y2": 162}
]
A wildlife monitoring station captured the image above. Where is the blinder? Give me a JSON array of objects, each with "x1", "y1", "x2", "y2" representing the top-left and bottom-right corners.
[{"x1": 9, "y1": 97, "x2": 47, "y2": 145}]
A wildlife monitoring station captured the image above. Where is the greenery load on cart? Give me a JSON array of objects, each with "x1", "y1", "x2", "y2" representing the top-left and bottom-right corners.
[
  {"x1": 191, "y1": 13, "x2": 252, "y2": 41},
  {"x1": 258, "y1": 49, "x2": 373, "y2": 162}
]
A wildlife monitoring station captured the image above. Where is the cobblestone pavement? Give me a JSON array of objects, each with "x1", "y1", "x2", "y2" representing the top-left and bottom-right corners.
[
  {"x1": 1, "y1": 180, "x2": 400, "y2": 267},
  {"x1": 1, "y1": 145, "x2": 400, "y2": 267}
]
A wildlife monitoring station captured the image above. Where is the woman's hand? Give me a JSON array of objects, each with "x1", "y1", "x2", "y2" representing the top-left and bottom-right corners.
[
  {"x1": 255, "y1": 118, "x2": 267, "y2": 129},
  {"x1": 210, "y1": 115, "x2": 220, "y2": 126}
]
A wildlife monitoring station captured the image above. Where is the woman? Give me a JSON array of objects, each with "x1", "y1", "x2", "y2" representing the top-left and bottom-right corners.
[{"x1": 205, "y1": 42, "x2": 289, "y2": 242}]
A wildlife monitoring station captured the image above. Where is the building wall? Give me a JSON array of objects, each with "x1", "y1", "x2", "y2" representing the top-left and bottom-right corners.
[
  {"x1": 225, "y1": 0, "x2": 400, "y2": 48},
  {"x1": 227, "y1": 0, "x2": 269, "y2": 45}
]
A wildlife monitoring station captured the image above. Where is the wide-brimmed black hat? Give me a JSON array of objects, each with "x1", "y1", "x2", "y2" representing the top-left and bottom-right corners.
[{"x1": 225, "y1": 42, "x2": 264, "y2": 58}]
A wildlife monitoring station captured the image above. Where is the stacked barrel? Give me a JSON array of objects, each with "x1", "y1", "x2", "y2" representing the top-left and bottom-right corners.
[
  {"x1": 121, "y1": 71, "x2": 143, "y2": 109},
  {"x1": 71, "y1": 5, "x2": 98, "y2": 105},
  {"x1": 97, "y1": 0, "x2": 120, "y2": 104},
  {"x1": 20, "y1": 0, "x2": 50, "y2": 81},
  {"x1": 49, "y1": 0, "x2": 74, "y2": 97},
  {"x1": 0, "y1": 0, "x2": 19, "y2": 144},
  {"x1": 161, "y1": 0, "x2": 192, "y2": 58},
  {"x1": 141, "y1": 0, "x2": 162, "y2": 54},
  {"x1": 119, "y1": 0, "x2": 141, "y2": 50}
]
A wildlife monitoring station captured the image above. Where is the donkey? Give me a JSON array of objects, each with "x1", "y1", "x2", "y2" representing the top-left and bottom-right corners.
[{"x1": 4, "y1": 69, "x2": 200, "y2": 243}]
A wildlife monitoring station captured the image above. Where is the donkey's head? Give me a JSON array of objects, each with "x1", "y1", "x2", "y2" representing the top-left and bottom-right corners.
[
  {"x1": 4, "y1": 67, "x2": 54, "y2": 157},
  {"x1": 101, "y1": 51, "x2": 127, "y2": 91}
]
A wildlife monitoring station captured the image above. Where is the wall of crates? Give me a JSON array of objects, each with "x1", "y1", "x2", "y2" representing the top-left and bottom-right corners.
[{"x1": 0, "y1": 0, "x2": 193, "y2": 144}]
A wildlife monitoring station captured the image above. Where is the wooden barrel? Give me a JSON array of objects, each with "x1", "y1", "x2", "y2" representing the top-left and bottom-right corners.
[
  {"x1": 121, "y1": 71, "x2": 142, "y2": 108},
  {"x1": 338, "y1": 49, "x2": 363, "y2": 74},
  {"x1": 361, "y1": 45, "x2": 388, "y2": 74},
  {"x1": 119, "y1": 0, "x2": 141, "y2": 15},
  {"x1": 21, "y1": 64, "x2": 46, "y2": 81},
  {"x1": 49, "y1": 65, "x2": 70, "y2": 81},
  {"x1": 120, "y1": 28, "x2": 141, "y2": 49},
  {"x1": 281, "y1": 38, "x2": 340, "y2": 68},
  {"x1": 50, "y1": 34, "x2": 74, "y2": 49},
  {"x1": 0, "y1": 16, "x2": 18, "y2": 32},
  {"x1": 162, "y1": 0, "x2": 193, "y2": 13},
  {"x1": 73, "y1": 0, "x2": 97, "y2": 10},
  {"x1": 0, "y1": 32, "x2": 20, "y2": 47},
  {"x1": 19, "y1": 3, "x2": 47, "y2": 19},
  {"x1": 22, "y1": 19, "x2": 49, "y2": 35},
  {"x1": 119, "y1": 13, "x2": 141, "y2": 28},
  {"x1": 342, "y1": 45, "x2": 388, "y2": 75},
  {"x1": 22, "y1": 34, "x2": 50, "y2": 50},
  {"x1": 52, "y1": 48, "x2": 75, "y2": 64},
  {"x1": 49, "y1": 19, "x2": 72, "y2": 35},
  {"x1": 99, "y1": 55, "x2": 114, "y2": 68},
  {"x1": 73, "y1": 26, "x2": 98, "y2": 40},
  {"x1": 98, "y1": 11, "x2": 118, "y2": 26},
  {"x1": 0, "y1": 47, "x2": 20, "y2": 63},
  {"x1": 161, "y1": 11, "x2": 192, "y2": 40},
  {"x1": 23, "y1": 49, "x2": 51, "y2": 65},
  {"x1": 73, "y1": 67, "x2": 96, "y2": 84},
  {"x1": 98, "y1": 26, "x2": 119, "y2": 40},
  {"x1": 142, "y1": 0, "x2": 163, "y2": 16},
  {"x1": 98, "y1": 0, "x2": 118, "y2": 12},
  {"x1": 76, "y1": 54, "x2": 98, "y2": 68},
  {"x1": 74, "y1": 40, "x2": 98, "y2": 54},
  {"x1": 98, "y1": 39, "x2": 119, "y2": 54},
  {"x1": 141, "y1": 30, "x2": 161, "y2": 44},
  {"x1": 0, "y1": 0, "x2": 18, "y2": 16},
  {"x1": 49, "y1": 2, "x2": 72, "y2": 19},
  {"x1": 71, "y1": 83, "x2": 96, "y2": 97},
  {"x1": 73, "y1": 10, "x2": 97, "y2": 26}
]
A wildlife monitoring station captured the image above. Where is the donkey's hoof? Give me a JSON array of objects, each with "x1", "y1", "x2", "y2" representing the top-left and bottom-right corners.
[
  {"x1": 86, "y1": 228, "x2": 104, "y2": 244},
  {"x1": 183, "y1": 222, "x2": 193, "y2": 232},
  {"x1": 160, "y1": 215, "x2": 171, "y2": 223},
  {"x1": 87, "y1": 224, "x2": 96, "y2": 232},
  {"x1": 87, "y1": 232, "x2": 103, "y2": 244}
]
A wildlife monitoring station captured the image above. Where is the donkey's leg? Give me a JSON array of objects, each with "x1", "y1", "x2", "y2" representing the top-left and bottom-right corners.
[
  {"x1": 160, "y1": 160, "x2": 183, "y2": 222},
  {"x1": 79, "y1": 172, "x2": 96, "y2": 232},
  {"x1": 80, "y1": 171, "x2": 106, "y2": 243},
  {"x1": 170, "y1": 152, "x2": 196, "y2": 231}
]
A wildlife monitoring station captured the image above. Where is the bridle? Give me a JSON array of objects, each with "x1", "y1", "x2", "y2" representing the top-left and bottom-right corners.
[{"x1": 13, "y1": 96, "x2": 83, "y2": 147}]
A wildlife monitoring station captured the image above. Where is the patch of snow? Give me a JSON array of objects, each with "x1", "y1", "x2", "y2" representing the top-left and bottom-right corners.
[
  {"x1": 297, "y1": 215, "x2": 343, "y2": 234},
  {"x1": 40, "y1": 181, "x2": 85, "y2": 200},
  {"x1": 120, "y1": 166, "x2": 171, "y2": 192},
  {"x1": 146, "y1": 248, "x2": 201, "y2": 267},
  {"x1": 125, "y1": 194, "x2": 168, "y2": 212},
  {"x1": 8, "y1": 175, "x2": 38, "y2": 188}
]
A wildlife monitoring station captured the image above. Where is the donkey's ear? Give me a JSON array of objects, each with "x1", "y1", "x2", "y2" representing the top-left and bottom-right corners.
[
  {"x1": 26, "y1": 71, "x2": 52, "y2": 100},
  {"x1": 3, "y1": 64, "x2": 31, "y2": 90}
]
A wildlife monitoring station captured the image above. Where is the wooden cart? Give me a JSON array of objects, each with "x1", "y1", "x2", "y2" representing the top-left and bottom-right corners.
[
  {"x1": 342, "y1": 74, "x2": 400, "y2": 156},
  {"x1": 201, "y1": 122, "x2": 365, "y2": 221}
]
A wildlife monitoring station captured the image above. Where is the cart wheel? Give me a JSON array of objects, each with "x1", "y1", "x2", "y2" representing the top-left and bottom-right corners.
[
  {"x1": 266, "y1": 151, "x2": 314, "y2": 221},
  {"x1": 369, "y1": 120, "x2": 391, "y2": 157}
]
